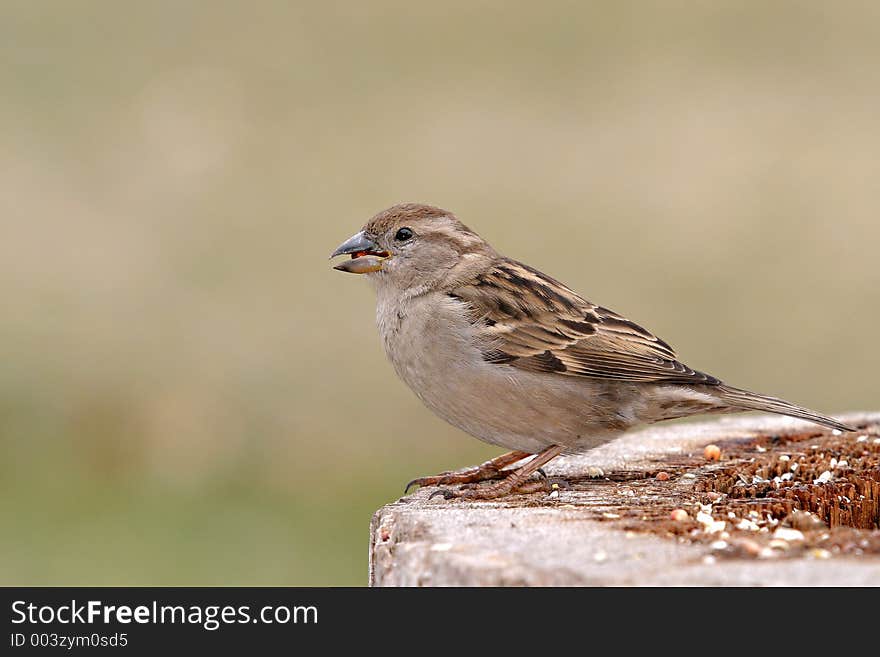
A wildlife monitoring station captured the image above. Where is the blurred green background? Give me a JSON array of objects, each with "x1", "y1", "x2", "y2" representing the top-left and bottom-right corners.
[{"x1": 1, "y1": 1, "x2": 877, "y2": 585}]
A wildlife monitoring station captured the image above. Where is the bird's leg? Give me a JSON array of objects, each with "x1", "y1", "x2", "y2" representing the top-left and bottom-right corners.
[
  {"x1": 404, "y1": 450, "x2": 532, "y2": 494},
  {"x1": 429, "y1": 445, "x2": 565, "y2": 500}
]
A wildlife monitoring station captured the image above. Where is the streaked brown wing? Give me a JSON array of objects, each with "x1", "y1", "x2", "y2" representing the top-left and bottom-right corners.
[{"x1": 451, "y1": 259, "x2": 720, "y2": 386}]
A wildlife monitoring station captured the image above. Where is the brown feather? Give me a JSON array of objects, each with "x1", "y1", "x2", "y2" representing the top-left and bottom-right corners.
[{"x1": 451, "y1": 258, "x2": 721, "y2": 386}]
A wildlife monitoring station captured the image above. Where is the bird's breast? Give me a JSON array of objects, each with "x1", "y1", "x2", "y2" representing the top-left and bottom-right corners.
[{"x1": 376, "y1": 292, "x2": 480, "y2": 396}]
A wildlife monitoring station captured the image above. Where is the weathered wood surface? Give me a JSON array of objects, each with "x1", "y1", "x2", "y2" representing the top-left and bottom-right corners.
[{"x1": 370, "y1": 412, "x2": 880, "y2": 586}]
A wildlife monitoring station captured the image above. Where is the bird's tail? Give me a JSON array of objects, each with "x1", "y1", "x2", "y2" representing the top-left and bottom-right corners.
[{"x1": 715, "y1": 385, "x2": 855, "y2": 433}]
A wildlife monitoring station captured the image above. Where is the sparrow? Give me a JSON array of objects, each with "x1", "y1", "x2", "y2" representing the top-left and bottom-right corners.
[{"x1": 330, "y1": 203, "x2": 854, "y2": 499}]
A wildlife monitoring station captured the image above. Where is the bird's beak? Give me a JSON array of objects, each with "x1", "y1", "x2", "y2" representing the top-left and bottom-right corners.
[{"x1": 329, "y1": 231, "x2": 391, "y2": 274}]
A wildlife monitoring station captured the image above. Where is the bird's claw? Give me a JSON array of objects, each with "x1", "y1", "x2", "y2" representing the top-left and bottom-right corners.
[
  {"x1": 405, "y1": 474, "x2": 452, "y2": 494},
  {"x1": 428, "y1": 488, "x2": 456, "y2": 501}
]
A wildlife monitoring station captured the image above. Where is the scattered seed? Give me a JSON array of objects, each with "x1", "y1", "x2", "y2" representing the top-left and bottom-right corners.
[
  {"x1": 696, "y1": 512, "x2": 726, "y2": 534},
  {"x1": 670, "y1": 509, "x2": 689, "y2": 522},
  {"x1": 655, "y1": 471, "x2": 670, "y2": 481},
  {"x1": 736, "y1": 518, "x2": 760, "y2": 531},
  {"x1": 773, "y1": 527, "x2": 805, "y2": 542},
  {"x1": 704, "y1": 444, "x2": 721, "y2": 461},
  {"x1": 813, "y1": 470, "x2": 833, "y2": 485}
]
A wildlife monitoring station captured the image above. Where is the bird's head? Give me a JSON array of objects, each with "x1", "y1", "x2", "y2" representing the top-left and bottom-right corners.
[{"x1": 330, "y1": 203, "x2": 495, "y2": 293}]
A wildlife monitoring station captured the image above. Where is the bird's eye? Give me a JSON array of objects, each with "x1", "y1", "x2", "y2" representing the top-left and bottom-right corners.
[{"x1": 394, "y1": 227, "x2": 414, "y2": 241}]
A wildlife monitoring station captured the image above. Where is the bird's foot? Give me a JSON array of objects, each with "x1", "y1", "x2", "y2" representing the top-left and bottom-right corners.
[
  {"x1": 455, "y1": 467, "x2": 570, "y2": 494},
  {"x1": 428, "y1": 476, "x2": 525, "y2": 500},
  {"x1": 404, "y1": 450, "x2": 531, "y2": 494},
  {"x1": 427, "y1": 445, "x2": 566, "y2": 501},
  {"x1": 428, "y1": 474, "x2": 568, "y2": 500}
]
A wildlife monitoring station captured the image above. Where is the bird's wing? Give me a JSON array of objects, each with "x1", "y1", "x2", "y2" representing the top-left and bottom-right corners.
[{"x1": 450, "y1": 259, "x2": 720, "y2": 386}]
